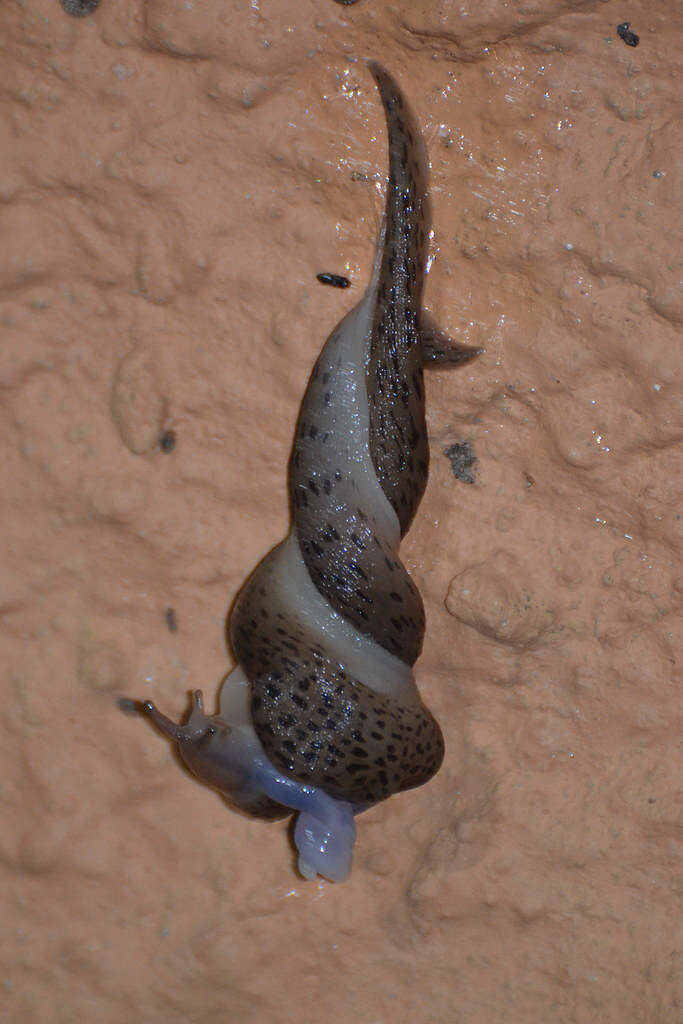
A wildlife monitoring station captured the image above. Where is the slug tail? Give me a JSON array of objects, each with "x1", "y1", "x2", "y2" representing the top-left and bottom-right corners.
[{"x1": 365, "y1": 63, "x2": 431, "y2": 535}]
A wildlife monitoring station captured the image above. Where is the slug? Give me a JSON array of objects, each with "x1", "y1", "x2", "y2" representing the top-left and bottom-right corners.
[{"x1": 139, "y1": 62, "x2": 479, "y2": 882}]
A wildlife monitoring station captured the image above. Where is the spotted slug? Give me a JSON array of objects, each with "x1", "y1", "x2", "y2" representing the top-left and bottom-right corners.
[{"x1": 140, "y1": 62, "x2": 479, "y2": 882}]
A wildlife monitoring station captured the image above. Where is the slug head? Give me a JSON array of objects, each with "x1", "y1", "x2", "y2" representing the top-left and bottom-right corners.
[{"x1": 141, "y1": 690, "x2": 289, "y2": 820}]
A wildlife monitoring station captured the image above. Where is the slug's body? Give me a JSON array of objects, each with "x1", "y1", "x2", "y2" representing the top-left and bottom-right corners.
[{"x1": 141, "y1": 63, "x2": 478, "y2": 881}]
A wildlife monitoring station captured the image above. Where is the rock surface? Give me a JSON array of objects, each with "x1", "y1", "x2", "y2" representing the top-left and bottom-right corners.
[{"x1": 1, "y1": 1, "x2": 681, "y2": 1021}]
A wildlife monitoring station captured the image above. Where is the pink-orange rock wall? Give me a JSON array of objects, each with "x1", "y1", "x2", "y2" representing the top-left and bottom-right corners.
[{"x1": 1, "y1": 1, "x2": 681, "y2": 1021}]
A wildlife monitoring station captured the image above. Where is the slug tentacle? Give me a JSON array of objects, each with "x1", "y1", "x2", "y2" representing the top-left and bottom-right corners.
[
  {"x1": 142, "y1": 699, "x2": 187, "y2": 742},
  {"x1": 136, "y1": 62, "x2": 480, "y2": 881}
]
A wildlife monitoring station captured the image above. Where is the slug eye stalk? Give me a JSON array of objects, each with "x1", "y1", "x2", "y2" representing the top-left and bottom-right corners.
[{"x1": 141, "y1": 690, "x2": 207, "y2": 744}]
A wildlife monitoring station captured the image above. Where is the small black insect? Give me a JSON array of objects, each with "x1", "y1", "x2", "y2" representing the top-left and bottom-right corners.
[
  {"x1": 333, "y1": 0, "x2": 361, "y2": 6},
  {"x1": 317, "y1": 273, "x2": 351, "y2": 289},
  {"x1": 61, "y1": 0, "x2": 100, "y2": 16},
  {"x1": 159, "y1": 429, "x2": 176, "y2": 453},
  {"x1": 617, "y1": 22, "x2": 639, "y2": 47}
]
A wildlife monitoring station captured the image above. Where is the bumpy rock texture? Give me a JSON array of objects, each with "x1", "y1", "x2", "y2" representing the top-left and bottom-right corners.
[{"x1": 1, "y1": 1, "x2": 681, "y2": 1021}]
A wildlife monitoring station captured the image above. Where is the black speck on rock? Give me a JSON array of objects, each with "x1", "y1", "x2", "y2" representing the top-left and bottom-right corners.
[
  {"x1": 117, "y1": 697, "x2": 140, "y2": 715},
  {"x1": 165, "y1": 608, "x2": 178, "y2": 634},
  {"x1": 444, "y1": 441, "x2": 477, "y2": 484},
  {"x1": 61, "y1": 0, "x2": 100, "y2": 16},
  {"x1": 159, "y1": 429, "x2": 177, "y2": 453}
]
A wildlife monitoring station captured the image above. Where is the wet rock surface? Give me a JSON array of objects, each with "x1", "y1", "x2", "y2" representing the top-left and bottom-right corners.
[{"x1": 1, "y1": 1, "x2": 681, "y2": 1021}]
